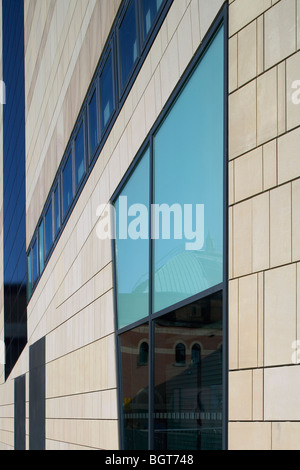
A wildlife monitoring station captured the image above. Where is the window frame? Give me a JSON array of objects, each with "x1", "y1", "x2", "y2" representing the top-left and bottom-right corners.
[
  {"x1": 99, "y1": 44, "x2": 116, "y2": 139},
  {"x1": 112, "y1": 5, "x2": 228, "y2": 450},
  {"x1": 61, "y1": 145, "x2": 74, "y2": 222}
]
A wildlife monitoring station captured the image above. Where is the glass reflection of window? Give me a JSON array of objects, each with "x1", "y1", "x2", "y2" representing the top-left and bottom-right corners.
[
  {"x1": 141, "y1": 0, "x2": 163, "y2": 40},
  {"x1": 32, "y1": 240, "x2": 38, "y2": 284},
  {"x1": 100, "y1": 52, "x2": 114, "y2": 133},
  {"x1": 175, "y1": 343, "x2": 186, "y2": 365},
  {"x1": 54, "y1": 185, "x2": 60, "y2": 237},
  {"x1": 139, "y1": 342, "x2": 149, "y2": 365},
  {"x1": 119, "y1": 0, "x2": 138, "y2": 91},
  {"x1": 27, "y1": 252, "x2": 32, "y2": 299},
  {"x1": 191, "y1": 344, "x2": 201, "y2": 364}
]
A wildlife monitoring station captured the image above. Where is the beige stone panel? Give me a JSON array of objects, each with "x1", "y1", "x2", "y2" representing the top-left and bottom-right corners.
[
  {"x1": 234, "y1": 147, "x2": 263, "y2": 202},
  {"x1": 229, "y1": 370, "x2": 252, "y2": 421},
  {"x1": 257, "y1": 272, "x2": 264, "y2": 367},
  {"x1": 286, "y1": 50, "x2": 300, "y2": 130},
  {"x1": 278, "y1": 128, "x2": 300, "y2": 185},
  {"x1": 265, "y1": 264, "x2": 297, "y2": 366},
  {"x1": 257, "y1": 16, "x2": 264, "y2": 75},
  {"x1": 272, "y1": 422, "x2": 300, "y2": 450},
  {"x1": 229, "y1": 279, "x2": 239, "y2": 370},
  {"x1": 228, "y1": 160, "x2": 234, "y2": 206},
  {"x1": 198, "y1": 0, "x2": 224, "y2": 39},
  {"x1": 298, "y1": 0, "x2": 300, "y2": 49},
  {"x1": 238, "y1": 274, "x2": 258, "y2": 369},
  {"x1": 238, "y1": 20, "x2": 257, "y2": 87},
  {"x1": 228, "y1": 422, "x2": 271, "y2": 450},
  {"x1": 292, "y1": 179, "x2": 300, "y2": 261},
  {"x1": 160, "y1": 31, "x2": 180, "y2": 109},
  {"x1": 270, "y1": 183, "x2": 292, "y2": 267},
  {"x1": 190, "y1": 0, "x2": 201, "y2": 55},
  {"x1": 298, "y1": 263, "x2": 300, "y2": 342},
  {"x1": 229, "y1": 80, "x2": 257, "y2": 159},
  {"x1": 177, "y1": 7, "x2": 193, "y2": 76},
  {"x1": 252, "y1": 191, "x2": 270, "y2": 272},
  {"x1": 265, "y1": 366, "x2": 300, "y2": 420},
  {"x1": 263, "y1": 139, "x2": 277, "y2": 190},
  {"x1": 257, "y1": 67, "x2": 278, "y2": 145},
  {"x1": 232, "y1": 199, "x2": 252, "y2": 278},
  {"x1": 228, "y1": 206, "x2": 233, "y2": 279},
  {"x1": 264, "y1": 0, "x2": 296, "y2": 70},
  {"x1": 253, "y1": 368, "x2": 264, "y2": 420},
  {"x1": 229, "y1": 35, "x2": 237, "y2": 93},
  {"x1": 277, "y1": 61, "x2": 287, "y2": 136},
  {"x1": 229, "y1": 0, "x2": 271, "y2": 36}
]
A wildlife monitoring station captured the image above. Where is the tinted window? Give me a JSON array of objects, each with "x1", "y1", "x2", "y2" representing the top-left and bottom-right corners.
[
  {"x1": 141, "y1": 0, "x2": 163, "y2": 40},
  {"x1": 27, "y1": 252, "x2": 32, "y2": 299},
  {"x1": 100, "y1": 52, "x2": 114, "y2": 132},
  {"x1": 62, "y1": 152, "x2": 73, "y2": 219},
  {"x1": 45, "y1": 201, "x2": 53, "y2": 258},
  {"x1": 75, "y1": 123, "x2": 85, "y2": 189},
  {"x1": 114, "y1": 147, "x2": 150, "y2": 330},
  {"x1": 119, "y1": 0, "x2": 138, "y2": 90},
  {"x1": 89, "y1": 90, "x2": 98, "y2": 157},
  {"x1": 39, "y1": 221, "x2": 44, "y2": 274},
  {"x1": 32, "y1": 240, "x2": 38, "y2": 284},
  {"x1": 54, "y1": 185, "x2": 60, "y2": 236}
]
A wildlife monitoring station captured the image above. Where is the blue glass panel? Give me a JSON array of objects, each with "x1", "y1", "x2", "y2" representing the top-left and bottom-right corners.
[
  {"x1": 114, "y1": 148, "x2": 150, "y2": 329},
  {"x1": 27, "y1": 252, "x2": 32, "y2": 300},
  {"x1": 153, "y1": 27, "x2": 224, "y2": 313},
  {"x1": 119, "y1": 0, "x2": 138, "y2": 90},
  {"x1": 75, "y1": 123, "x2": 85, "y2": 189},
  {"x1": 89, "y1": 90, "x2": 98, "y2": 156},
  {"x1": 62, "y1": 152, "x2": 73, "y2": 219},
  {"x1": 39, "y1": 221, "x2": 44, "y2": 274},
  {"x1": 32, "y1": 240, "x2": 38, "y2": 284},
  {"x1": 54, "y1": 186, "x2": 60, "y2": 236},
  {"x1": 141, "y1": 0, "x2": 163, "y2": 40},
  {"x1": 45, "y1": 201, "x2": 53, "y2": 257},
  {"x1": 100, "y1": 52, "x2": 114, "y2": 132}
]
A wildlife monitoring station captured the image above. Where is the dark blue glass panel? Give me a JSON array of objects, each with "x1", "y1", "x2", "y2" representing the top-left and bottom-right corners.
[
  {"x1": 27, "y1": 253, "x2": 32, "y2": 300},
  {"x1": 100, "y1": 52, "x2": 114, "y2": 132},
  {"x1": 89, "y1": 90, "x2": 98, "y2": 156},
  {"x1": 39, "y1": 221, "x2": 44, "y2": 274},
  {"x1": 54, "y1": 186, "x2": 60, "y2": 236},
  {"x1": 32, "y1": 240, "x2": 38, "y2": 284},
  {"x1": 45, "y1": 201, "x2": 53, "y2": 258},
  {"x1": 75, "y1": 123, "x2": 85, "y2": 189},
  {"x1": 119, "y1": 0, "x2": 138, "y2": 90},
  {"x1": 141, "y1": 0, "x2": 163, "y2": 40},
  {"x1": 62, "y1": 152, "x2": 73, "y2": 218}
]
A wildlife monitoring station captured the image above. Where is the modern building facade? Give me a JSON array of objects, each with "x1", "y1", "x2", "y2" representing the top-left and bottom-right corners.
[{"x1": 0, "y1": 0, "x2": 299, "y2": 451}]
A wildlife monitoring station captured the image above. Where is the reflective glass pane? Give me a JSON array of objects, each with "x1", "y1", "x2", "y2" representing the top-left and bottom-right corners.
[
  {"x1": 154, "y1": 292, "x2": 223, "y2": 450},
  {"x1": 141, "y1": 0, "x2": 163, "y2": 40},
  {"x1": 27, "y1": 253, "x2": 32, "y2": 299},
  {"x1": 62, "y1": 152, "x2": 73, "y2": 219},
  {"x1": 153, "y1": 27, "x2": 224, "y2": 313},
  {"x1": 39, "y1": 221, "x2": 44, "y2": 274},
  {"x1": 45, "y1": 201, "x2": 53, "y2": 258},
  {"x1": 119, "y1": 0, "x2": 138, "y2": 90},
  {"x1": 100, "y1": 52, "x2": 114, "y2": 132},
  {"x1": 75, "y1": 123, "x2": 85, "y2": 189},
  {"x1": 120, "y1": 324, "x2": 149, "y2": 450},
  {"x1": 54, "y1": 186, "x2": 60, "y2": 236},
  {"x1": 32, "y1": 240, "x2": 38, "y2": 284},
  {"x1": 89, "y1": 90, "x2": 98, "y2": 157},
  {"x1": 114, "y1": 148, "x2": 150, "y2": 330}
]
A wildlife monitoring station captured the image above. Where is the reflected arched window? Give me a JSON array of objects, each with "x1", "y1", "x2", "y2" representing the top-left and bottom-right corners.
[
  {"x1": 139, "y1": 341, "x2": 149, "y2": 365},
  {"x1": 191, "y1": 344, "x2": 201, "y2": 364},
  {"x1": 175, "y1": 343, "x2": 186, "y2": 365}
]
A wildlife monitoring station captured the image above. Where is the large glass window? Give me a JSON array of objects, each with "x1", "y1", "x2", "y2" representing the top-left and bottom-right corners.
[
  {"x1": 45, "y1": 201, "x2": 53, "y2": 258},
  {"x1": 153, "y1": 25, "x2": 224, "y2": 314},
  {"x1": 119, "y1": 0, "x2": 138, "y2": 91},
  {"x1": 75, "y1": 122, "x2": 85, "y2": 189},
  {"x1": 114, "y1": 147, "x2": 150, "y2": 330},
  {"x1": 141, "y1": 0, "x2": 163, "y2": 40},
  {"x1": 62, "y1": 151, "x2": 73, "y2": 219},
  {"x1": 100, "y1": 52, "x2": 114, "y2": 133}
]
